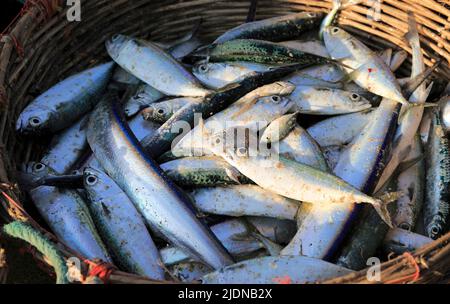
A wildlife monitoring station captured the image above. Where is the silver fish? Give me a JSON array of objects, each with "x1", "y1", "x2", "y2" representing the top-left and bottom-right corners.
[
  {"x1": 106, "y1": 35, "x2": 212, "y2": 97},
  {"x1": 260, "y1": 112, "x2": 298, "y2": 144},
  {"x1": 123, "y1": 84, "x2": 165, "y2": 117},
  {"x1": 275, "y1": 124, "x2": 329, "y2": 171},
  {"x1": 307, "y1": 109, "x2": 373, "y2": 147},
  {"x1": 191, "y1": 184, "x2": 300, "y2": 220},
  {"x1": 16, "y1": 62, "x2": 114, "y2": 134},
  {"x1": 290, "y1": 86, "x2": 371, "y2": 115},
  {"x1": 24, "y1": 162, "x2": 111, "y2": 262},
  {"x1": 112, "y1": 66, "x2": 141, "y2": 85},
  {"x1": 160, "y1": 218, "x2": 264, "y2": 266},
  {"x1": 83, "y1": 167, "x2": 165, "y2": 279},
  {"x1": 192, "y1": 61, "x2": 272, "y2": 90},
  {"x1": 202, "y1": 255, "x2": 352, "y2": 284},
  {"x1": 86, "y1": 93, "x2": 234, "y2": 269},
  {"x1": 424, "y1": 107, "x2": 450, "y2": 239},
  {"x1": 323, "y1": 27, "x2": 408, "y2": 105},
  {"x1": 393, "y1": 135, "x2": 424, "y2": 231},
  {"x1": 142, "y1": 97, "x2": 202, "y2": 123},
  {"x1": 41, "y1": 117, "x2": 88, "y2": 174}
]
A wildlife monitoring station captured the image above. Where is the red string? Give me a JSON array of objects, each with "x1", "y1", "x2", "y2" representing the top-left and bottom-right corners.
[
  {"x1": 83, "y1": 260, "x2": 116, "y2": 284},
  {"x1": 385, "y1": 252, "x2": 420, "y2": 284},
  {"x1": 0, "y1": 0, "x2": 59, "y2": 58}
]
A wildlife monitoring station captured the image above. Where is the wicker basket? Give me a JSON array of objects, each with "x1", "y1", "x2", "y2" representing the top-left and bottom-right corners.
[{"x1": 1, "y1": 0, "x2": 450, "y2": 284}]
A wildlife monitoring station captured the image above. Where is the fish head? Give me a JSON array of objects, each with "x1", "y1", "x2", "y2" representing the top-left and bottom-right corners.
[
  {"x1": 22, "y1": 162, "x2": 53, "y2": 179},
  {"x1": 322, "y1": 27, "x2": 351, "y2": 57},
  {"x1": 16, "y1": 108, "x2": 52, "y2": 135},
  {"x1": 255, "y1": 95, "x2": 294, "y2": 115},
  {"x1": 145, "y1": 102, "x2": 172, "y2": 123},
  {"x1": 106, "y1": 34, "x2": 131, "y2": 59},
  {"x1": 333, "y1": 90, "x2": 372, "y2": 110},
  {"x1": 83, "y1": 167, "x2": 106, "y2": 192},
  {"x1": 206, "y1": 126, "x2": 260, "y2": 160},
  {"x1": 192, "y1": 61, "x2": 229, "y2": 88}
]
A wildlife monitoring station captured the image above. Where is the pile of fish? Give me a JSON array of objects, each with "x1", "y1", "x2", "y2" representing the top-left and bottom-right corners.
[{"x1": 15, "y1": 4, "x2": 450, "y2": 284}]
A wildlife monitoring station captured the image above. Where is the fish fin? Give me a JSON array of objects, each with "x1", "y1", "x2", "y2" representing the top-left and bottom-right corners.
[
  {"x1": 333, "y1": 65, "x2": 363, "y2": 84},
  {"x1": 398, "y1": 82, "x2": 435, "y2": 120},
  {"x1": 404, "y1": 12, "x2": 419, "y2": 46},
  {"x1": 372, "y1": 195, "x2": 398, "y2": 228},
  {"x1": 225, "y1": 167, "x2": 242, "y2": 184},
  {"x1": 402, "y1": 61, "x2": 440, "y2": 98}
]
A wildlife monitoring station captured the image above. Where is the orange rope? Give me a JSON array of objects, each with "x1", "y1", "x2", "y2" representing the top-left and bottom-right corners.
[
  {"x1": 83, "y1": 260, "x2": 117, "y2": 284},
  {"x1": 385, "y1": 252, "x2": 421, "y2": 284}
]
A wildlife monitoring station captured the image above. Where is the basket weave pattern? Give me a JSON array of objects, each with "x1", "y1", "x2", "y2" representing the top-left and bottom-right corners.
[{"x1": 0, "y1": 0, "x2": 450, "y2": 284}]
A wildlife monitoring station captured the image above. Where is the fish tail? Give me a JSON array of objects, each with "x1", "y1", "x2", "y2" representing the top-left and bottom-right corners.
[
  {"x1": 372, "y1": 199, "x2": 394, "y2": 228},
  {"x1": 372, "y1": 191, "x2": 403, "y2": 228}
]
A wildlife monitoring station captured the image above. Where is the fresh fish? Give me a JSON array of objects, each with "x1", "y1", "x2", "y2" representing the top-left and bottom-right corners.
[
  {"x1": 160, "y1": 156, "x2": 251, "y2": 186},
  {"x1": 160, "y1": 218, "x2": 264, "y2": 266},
  {"x1": 196, "y1": 39, "x2": 332, "y2": 66},
  {"x1": 202, "y1": 255, "x2": 352, "y2": 284},
  {"x1": 279, "y1": 40, "x2": 329, "y2": 58},
  {"x1": 192, "y1": 61, "x2": 272, "y2": 90},
  {"x1": 41, "y1": 117, "x2": 88, "y2": 174},
  {"x1": 16, "y1": 62, "x2": 114, "y2": 134},
  {"x1": 83, "y1": 167, "x2": 165, "y2": 279},
  {"x1": 190, "y1": 185, "x2": 301, "y2": 220},
  {"x1": 383, "y1": 228, "x2": 432, "y2": 254},
  {"x1": 289, "y1": 86, "x2": 372, "y2": 115},
  {"x1": 123, "y1": 84, "x2": 165, "y2": 117},
  {"x1": 260, "y1": 112, "x2": 298, "y2": 144},
  {"x1": 335, "y1": 26, "x2": 434, "y2": 270},
  {"x1": 23, "y1": 162, "x2": 111, "y2": 262},
  {"x1": 393, "y1": 135, "x2": 424, "y2": 231},
  {"x1": 214, "y1": 12, "x2": 324, "y2": 44},
  {"x1": 374, "y1": 13, "x2": 433, "y2": 192},
  {"x1": 300, "y1": 64, "x2": 344, "y2": 82},
  {"x1": 141, "y1": 64, "x2": 304, "y2": 159},
  {"x1": 424, "y1": 107, "x2": 450, "y2": 239},
  {"x1": 112, "y1": 66, "x2": 141, "y2": 85},
  {"x1": 323, "y1": 27, "x2": 408, "y2": 105},
  {"x1": 141, "y1": 97, "x2": 202, "y2": 123},
  {"x1": 307, "y1": 109, "x2": 373, "y2": 147},
  {"x1": 86, "y1": 93, "x2": 234, "y2": 269},
  {"x1": 275, "y1": 124, "x2": 329, "y2": 171},
  {"x1": 205, "y1": 127, "x2": 394, "y2": 226},
  {"x1": 106, "y1": 35, "x2": 212, "y2": 97},
  {"x1": 171, "y1": 82, "x2": 295, "y2": 157}
]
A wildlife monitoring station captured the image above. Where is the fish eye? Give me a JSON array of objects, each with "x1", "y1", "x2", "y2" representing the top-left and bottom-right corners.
[
  {"x1": 85, "y1": 174, "x2": 98, "y2": 186},
  {"x1": 29, "y1": 117, "x2": 42, "y2": 127},
  {"x1": 307, "y1": 12, "x2": 316, "y2": 17},
  {"x1": 157, "y1": 108, "x2": 165, "y2": 115},
  {"x1": 271, "y1": 95, "x2": 281, "y2": 103},
  {"x1": 351, "y1": 93, "x2": 360, "y2": 101},
  {"x1": 198, "y1": 64, "x2": 209, "y2": 73},
  {"x1": 331, "y1": 28, "x2": 340, "y2": 35},
  {"x1": 33, "y1": 163, "x2": 46, "y2": 172},
  {"x1": 399, "y1": 223, "x2": 411, "y2": 231}
]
